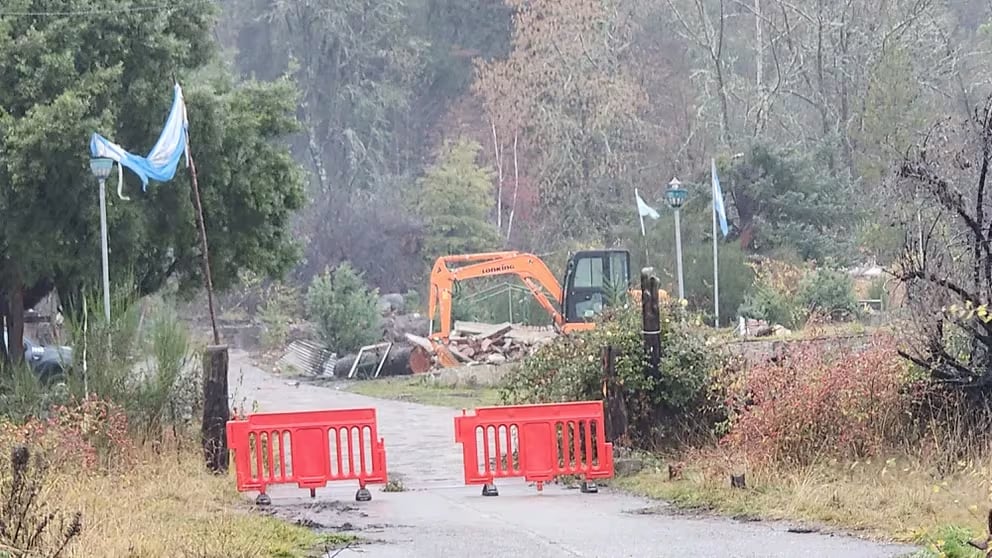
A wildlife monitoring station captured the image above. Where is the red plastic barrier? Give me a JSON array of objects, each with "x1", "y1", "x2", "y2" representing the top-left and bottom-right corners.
[
  {"x1": 226, "y1": 408, "x2": 387, "y2": 504},
  {"x1": 454, "y1": 401, "x2": 614, "y2": 495}
]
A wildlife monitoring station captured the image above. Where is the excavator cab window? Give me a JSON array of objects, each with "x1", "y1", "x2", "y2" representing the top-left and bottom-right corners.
[{"x1": 562, "y1": 250, "x2": 631, "y2": 323}]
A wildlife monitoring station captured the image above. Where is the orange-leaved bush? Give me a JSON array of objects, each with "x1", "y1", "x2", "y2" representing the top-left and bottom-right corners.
[
  {"x1": 720, "y1": 335, "x2": 911, "y2": 465},
  {"x1": 0, "y1": 395, "x2": 132, "y2": 470}
]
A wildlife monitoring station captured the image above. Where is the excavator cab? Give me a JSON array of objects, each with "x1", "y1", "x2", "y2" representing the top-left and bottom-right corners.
[{"x1": 561, "y1": 250, "x2": 631, "y2": 323}]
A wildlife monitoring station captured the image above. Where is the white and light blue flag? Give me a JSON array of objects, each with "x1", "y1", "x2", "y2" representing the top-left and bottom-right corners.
[
  {"x1": 711, "y1": 158, "x2": 729, "y2": 237},
  {"x1": 90, "y1": 83, "x2": 189, "y2": 199}
]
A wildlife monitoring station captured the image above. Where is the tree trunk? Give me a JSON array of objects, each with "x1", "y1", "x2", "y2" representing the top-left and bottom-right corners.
[{"x1": 332, "y1": 345, "x2": 420, "y2": 377}]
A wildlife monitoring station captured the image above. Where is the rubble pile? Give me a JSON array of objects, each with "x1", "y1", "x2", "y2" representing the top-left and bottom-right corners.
[{"x1": 439, "y1": 321, "x2": 556, "y2": 365}]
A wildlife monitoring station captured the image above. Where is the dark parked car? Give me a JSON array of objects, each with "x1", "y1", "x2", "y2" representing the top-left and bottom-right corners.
[{"x1": 3, "y1": 329, "x2": 73, "y2": 384}]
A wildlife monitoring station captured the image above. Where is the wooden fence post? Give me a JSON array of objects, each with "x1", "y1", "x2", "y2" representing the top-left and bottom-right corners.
[
  {"x1": 202, "y1": 344, "x2": 230, "y2": 473},
  {"x1": 601, "y1": 345, "x2": 627, "y2": 443},
  {"x1": 640, "y1": 267, "x2": 661, "y2": 379}
]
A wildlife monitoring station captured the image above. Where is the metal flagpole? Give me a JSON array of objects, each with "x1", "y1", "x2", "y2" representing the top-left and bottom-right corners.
[
  {"x1": 674, "y1": 208, "x2": 684, "y2": 300},
  {"x1": 713, "y1": 172, "x2": 720, "y2": 328},
  {"x1": 636, "y1": 189, "x2": 647, "y2": 237},
  {"x1": 98, "y1": 176, "x2": 111, "y2": 322},
  {"x1": 636, "y1": 189, "x2": 649, "y2": 267},
  {"x1": 89, "y1": 157, "x2": 115, "y2": 322}
]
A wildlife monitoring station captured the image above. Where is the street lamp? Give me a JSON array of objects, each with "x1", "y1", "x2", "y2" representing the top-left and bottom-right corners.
[
  {"x1": 665, "y1": 177, "x2": 688, "y2": 301},
  {"x1": 89, "y1": 157, "x2": 114, "y2": 322}
]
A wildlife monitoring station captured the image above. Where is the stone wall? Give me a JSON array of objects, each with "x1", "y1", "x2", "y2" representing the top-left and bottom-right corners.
[{"x1": 716, "y1": 334, "x2": 873, "y2": 363}]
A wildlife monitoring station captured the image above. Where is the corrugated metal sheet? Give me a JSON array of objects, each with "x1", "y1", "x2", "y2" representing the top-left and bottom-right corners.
[{"x1": 277, "y1": 340, "x2": 334, "y2": 376}]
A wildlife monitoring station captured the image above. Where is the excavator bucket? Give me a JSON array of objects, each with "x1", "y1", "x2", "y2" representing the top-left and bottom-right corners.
[{"x1": 433, "y1": 343, "x2": 461, "y2": 368}]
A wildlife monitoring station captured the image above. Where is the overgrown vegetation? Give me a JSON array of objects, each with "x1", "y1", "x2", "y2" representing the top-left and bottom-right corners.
[
  {"x1": 0, "y1": 292, "x2": 336, "y2": 557},
  {"x1": 306, "y1": 263, "x2": 382, "y2": 354},
  {"x1": 501, "y1": 302, "x2": 717, "y2": 447},
  {"x1": 738, "y1": 259, "x2": 860, "y2": 328},
  {"x1": 719, "y1": 335, "x2": 910, "y2": 465},
  {"x1": 504, "y1": 265, "x2": 992, "y2": 548},
  {"x1": 0, "y1": 446, "x2": 82, "y2": 557}
]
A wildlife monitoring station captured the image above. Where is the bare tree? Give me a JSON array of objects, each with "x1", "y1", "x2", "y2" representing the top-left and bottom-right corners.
[{"x1": 895, "y1": 94, "x2": 992, "y2": 392}]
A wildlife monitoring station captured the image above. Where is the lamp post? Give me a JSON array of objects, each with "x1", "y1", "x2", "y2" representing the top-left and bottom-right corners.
[
  {"x1": 665, "y1": 177, "x2": 688, "y2": 301},
  {"x1": 89, "y1": 157, "x2": 114, "y2": 322}
]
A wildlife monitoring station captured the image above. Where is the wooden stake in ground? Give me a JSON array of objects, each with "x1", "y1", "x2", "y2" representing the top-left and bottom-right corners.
[
  {"x1": 601, "y1": 344, "x2": 627, "y2": 443},
  {"x1": 185, "y1": 125, "x2": 227, "y2": 473},
  {"x1": 640, "y1": 267, "x2": 661, "y2": 379},
  {"x1": 202, "y1": 344, "x2": 230, "y2": 473}
]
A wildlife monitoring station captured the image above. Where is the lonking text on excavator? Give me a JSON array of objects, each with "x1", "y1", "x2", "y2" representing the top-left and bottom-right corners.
[{"x1": 426, "y1": 249, "x2": 666, "y2": 367}]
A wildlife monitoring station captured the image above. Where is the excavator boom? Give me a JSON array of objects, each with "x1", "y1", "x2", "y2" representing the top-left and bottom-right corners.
[{"x1": 428, "y1": 252, "x2": 566, "y2": 341}]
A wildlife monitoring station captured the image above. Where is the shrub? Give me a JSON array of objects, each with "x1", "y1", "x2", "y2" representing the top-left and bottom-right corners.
[
  {"x1": 737, "y1": 258, "x2": 808, "y2": 328},
  {"x1": 258, "y1": 282, "x2": 298, "y2": 350},
  {"x1": 0, "y1": 291, "x2": 203, "y2": 452},
  {"x1": 133, "y1": 307, "x2": 200, "y2": 444},
  {"x1": 0, "y1": 396, "x2": 132, "y2": 471},
  {"x1": 677, "y1": 240, "x2": 756, "y2": 324},
  {"x1": 306, "y1": 263, "x2": 382, "y2": 354},
  {"x1": 738, "y1": 283, "x2": 804, "y2": 329},
  {"x1": 0, "y1": 446, "x2": 83, "y2": 557},
  {"x1": 719, "y1": 335, "x2": 910, "y2": 465},
  {"x1": 402, "y1": 289, "x2": 421, "y2": 313},
  {"x1": 501, "y1": 302, "x2": 719, "y2": 447},
  {"x1": 798, "y1": 268, "x2": 858, "y2": 319}
]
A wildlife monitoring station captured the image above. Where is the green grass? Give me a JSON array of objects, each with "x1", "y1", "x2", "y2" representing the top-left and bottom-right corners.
[
  {"x1": 346, "y1": 375, "x2": 502, "y2": 409},
  {"x1": 907, "y1": 524, "x2": 985, "y2": 558},
  {"x1": 318, "y1": 533, "x2": 362, "y2": 550},
  {"x1": 614, "y1": 454, "x2": 992, "y2": 556}
]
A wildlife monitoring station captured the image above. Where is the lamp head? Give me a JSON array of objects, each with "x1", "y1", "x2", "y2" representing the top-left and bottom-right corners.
[
  {"x1": 89, "y1": 157, "x2": 114, "y2": 181},
  {"x1": 665, "y1": 177, "x2": 688, "y2": 209}
]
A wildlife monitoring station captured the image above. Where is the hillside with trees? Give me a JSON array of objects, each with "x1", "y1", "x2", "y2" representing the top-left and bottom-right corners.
[{"x1": 206, "y1": 0, "x2": 992, "y2": 296}]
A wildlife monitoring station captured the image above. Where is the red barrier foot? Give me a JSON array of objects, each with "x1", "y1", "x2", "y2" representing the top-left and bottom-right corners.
[
  {"x1": 482, "y1": 483, "x2": 499, "y2": 497},
  {"x1": 310, "y1": 488, "x2": 316, "y2": 499},
  {"x1": 580, "y1": 481, "x2": 599, "y2": 494},
  {"x1": 356, "y1": 488, "x2": 372, "y2": 502},
  {"x1": 255, "y1": 493, "x2": 272, "y2": 507}
]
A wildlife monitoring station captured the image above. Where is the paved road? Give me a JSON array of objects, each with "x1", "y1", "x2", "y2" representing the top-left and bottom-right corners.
[{"x1": 228, "y1": 351, "x2": 916, "y2": 558}]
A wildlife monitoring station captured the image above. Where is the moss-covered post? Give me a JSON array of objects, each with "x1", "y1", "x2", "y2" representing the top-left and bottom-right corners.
[
  {"x1": 601, "y1": 345, "x2": 627, "y2": 443},
  {"x1": 640, "y1": 267, "x2": 661, "y2": 379},
  {"x1": 202, "y1": 344, "x2": 229, "y2": 473}
]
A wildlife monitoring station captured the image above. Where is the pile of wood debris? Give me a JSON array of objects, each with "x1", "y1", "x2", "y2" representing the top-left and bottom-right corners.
[{"x1": 436, "y1": 321, "x2": 556, "y2": 366}]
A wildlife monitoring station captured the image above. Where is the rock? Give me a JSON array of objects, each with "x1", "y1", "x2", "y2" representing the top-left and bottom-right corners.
[
  {"x1": 378, "y1": 293, "x2": 406, "y2": 315},
  {"x1": 485, "y1": 353, "x2": 508, "y2": 364},
  {"x1": 384, "y1": 313, "x2": 429, "y2": 342},
  {"x1": 615, "y1": 457, "x2": 645, "y2": 477},
  {"x1": 753, "y1": 325, "x2": 774, "y2": 337},
  {"x1": 772, "y1": 325, "x2": 793, "y2": 337}
]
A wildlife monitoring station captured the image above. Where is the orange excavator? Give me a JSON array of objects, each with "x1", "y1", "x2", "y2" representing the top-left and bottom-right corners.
[{"x1": 427, "y1": 249, "x2": 660, "y2": 366}]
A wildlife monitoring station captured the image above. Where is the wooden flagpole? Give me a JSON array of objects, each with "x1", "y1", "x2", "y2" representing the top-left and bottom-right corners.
[
  {"x1": 185, "y1": 140, "x2": 220, "y2": 346},
  {"x1": 183, "y1": 99, "x2": 230, "y2": 474}
]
